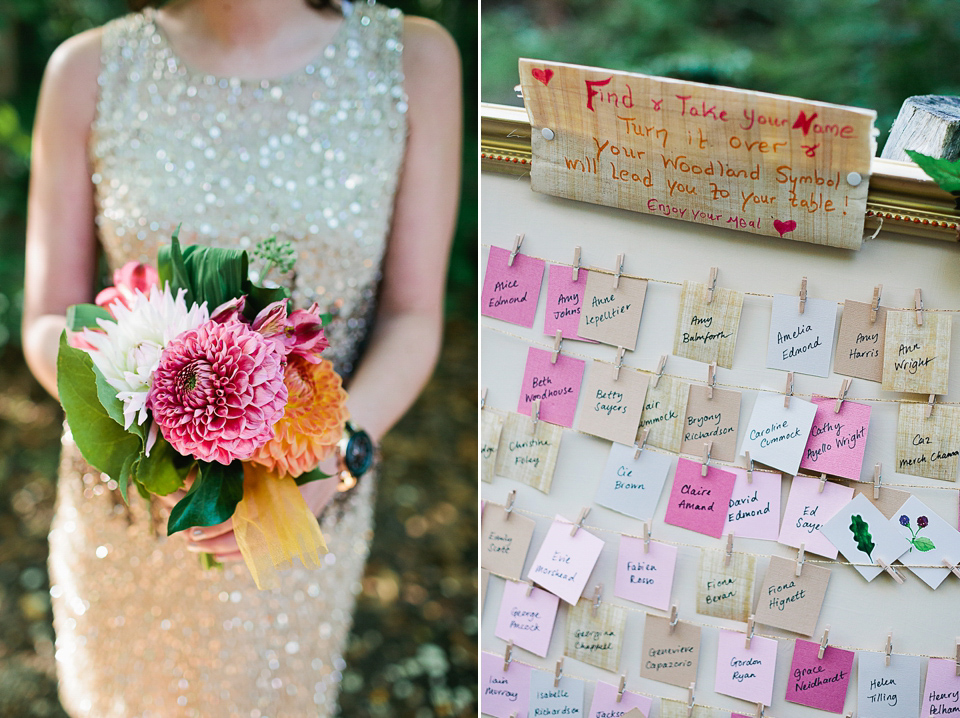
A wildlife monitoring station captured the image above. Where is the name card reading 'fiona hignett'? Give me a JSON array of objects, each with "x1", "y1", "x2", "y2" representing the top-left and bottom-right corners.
[{"x1": 520, "y1": 59, "x2": 875, "y2": 250}]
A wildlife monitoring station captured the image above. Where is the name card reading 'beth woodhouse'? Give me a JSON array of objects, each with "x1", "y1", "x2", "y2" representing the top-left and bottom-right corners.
[{"x1": 520, "y1": 59, "x2": 876, "y2": 250}]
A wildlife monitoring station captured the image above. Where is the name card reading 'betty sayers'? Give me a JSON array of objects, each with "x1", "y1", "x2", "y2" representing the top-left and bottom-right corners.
[
  {"x1": 896, "y1": 403, "x2": 960, "y2": 483},
  {"x1": 755, "y1": 555, "x2": 831, "y2": 637},
  {"x1": 494, "y1": 412, "x2": 563, "y2": 493},
  {"x1": 564, "y1": 597, "x2": 628, "y2": 672},
  {"x1": 577, "y1": 361, "x2": 650, "y2": 445},
  {"x1": 857, "y1": 651, "x2": 924, "y2": 718},
  {"x1": 520, "y1": 59, "x2": 876, "y2": 250},
  {"x1": 673, "y1": 280, "x2": 743, "y2": 368},
  {"x1": 640, "y1": 614, "x2": 701, "y2": 688},
  {"x1": 696, "y1": 548, "x2": 756, "y2": 622}
]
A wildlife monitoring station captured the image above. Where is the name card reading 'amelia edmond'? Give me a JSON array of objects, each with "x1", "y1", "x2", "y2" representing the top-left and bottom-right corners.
[{"x1": 520, "y1": 59, "x2": 876, "y2": 249}]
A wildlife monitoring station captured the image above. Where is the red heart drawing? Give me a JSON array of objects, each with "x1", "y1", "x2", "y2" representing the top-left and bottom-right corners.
[
  {"x1": 532, "y1": 68, "x2": 554, "y2": 86},
  {"x1": 773, "y1": 219, "x2": 798, "y2": 237}
]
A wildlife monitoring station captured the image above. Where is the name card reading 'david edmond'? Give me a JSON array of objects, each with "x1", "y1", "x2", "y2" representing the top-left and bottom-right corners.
[{"x1": 520, "y1": 59, "x2": 875, "y2": 250}]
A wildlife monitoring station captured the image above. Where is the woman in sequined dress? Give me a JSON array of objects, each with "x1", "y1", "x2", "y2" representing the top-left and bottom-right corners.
[{"x1": 21, "y1": 0, "x2": 461, "y2": 715}]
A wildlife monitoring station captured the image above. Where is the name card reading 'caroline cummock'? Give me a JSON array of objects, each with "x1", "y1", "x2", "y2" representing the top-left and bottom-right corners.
[{"x1": 520, "y1": 59, "x2": 876, "y2": 250}]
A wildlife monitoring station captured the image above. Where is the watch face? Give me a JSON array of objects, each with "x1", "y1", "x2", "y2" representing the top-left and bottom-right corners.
[{"x1": 344, "y1": 430, "x2": 375, "y2": 478}]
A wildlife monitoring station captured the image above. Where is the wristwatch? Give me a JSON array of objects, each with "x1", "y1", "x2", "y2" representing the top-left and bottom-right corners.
[{"x1": 336, "y1": 420, "x2": 376, "y2": 492}]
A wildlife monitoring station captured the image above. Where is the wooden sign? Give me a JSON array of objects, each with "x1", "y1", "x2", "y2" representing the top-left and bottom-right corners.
[{"x1": 520, "y1": 59, "x2": 876, "y2": 249}]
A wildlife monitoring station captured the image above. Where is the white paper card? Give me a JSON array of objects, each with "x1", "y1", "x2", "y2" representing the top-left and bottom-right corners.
[
  {"x1": 888, "y1": 496, "x2": 960, "y2": 589},
  {"x1": 821, "y1": 493, "x2": 909, "y2": 581},
  {"x1": 529, "y1": 669, "x2": 585, "y2": 718},
  {"x1": 766, "y1": 294, "x2": 838, "y2": 377},
  {"x1": 857, "y1": 651, "x2": 923, "y2": 718},
  {"x1": 740, "y1": 393, "x2": 818, "y2": 475},
  {"x1": 594, "y1": 443, "x2": 673, "y2": 521}
]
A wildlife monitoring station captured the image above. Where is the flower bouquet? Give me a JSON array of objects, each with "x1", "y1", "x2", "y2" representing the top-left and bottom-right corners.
[{"x1": 57, "y1": 231, "x2": 348, "y2": 589}]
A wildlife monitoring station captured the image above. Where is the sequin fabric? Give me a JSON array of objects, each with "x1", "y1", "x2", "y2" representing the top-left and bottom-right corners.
[{"x1": 48, "y1": 3, "x2": 406, "y2": 716}]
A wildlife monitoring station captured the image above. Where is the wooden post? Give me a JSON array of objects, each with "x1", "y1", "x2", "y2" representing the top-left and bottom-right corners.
[{"x1": 881, "y1": 95, "x2": 960, "y2": 162}]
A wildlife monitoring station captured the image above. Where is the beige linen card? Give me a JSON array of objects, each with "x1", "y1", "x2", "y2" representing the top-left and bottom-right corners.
[
  {"x1": 696, "y1": 548, "x2": 756, "y2": 622},
  {"x1": 481, "y1": 409, "x2": 503, "y2": 483},
  {"x1": 578, "y1": 271, "x2": 648, "y2": 349},
  {"x1": 640, "y1": 614, "x2": 701, "y2": 687},
  {"x1": 494, "y1": 411, "x2": 563, "y2": 493},
  {"x1": 564, "y1": 597, "x2": 628, "y2": 672},
  {"x1": 882, "y1": 309, "x2": 952, "y2": 394},
  {"x1": 578, "y1": 361, "x2": 650, "y2": 445},
  {"x1": 660, "y1": 699, "x2": 721, "y2": 718},
  {"x1": 639, "y1": 375, "x2": 689, "y2": 453},
  {"x1": 680, "y1": 385, "x2": 742, "y2": 462},
  {"x1": 896, "y1": 403, "x2": 960, "y2": 482},
  {"x1": 844, "y1": 481, "x2": 911, "y2": 519},
  {"x1": 673, "y1": 280, "x2": 743, "y2": 368},
  {"x1": 480, "y1": 503, "x2": 536, "y2": 580},
  {"x1": 755, "y1": 555, "x2": 831, "y2": 636},
  {"x1": 834, "y1": 300, "x2": 886, "y2": 382}
]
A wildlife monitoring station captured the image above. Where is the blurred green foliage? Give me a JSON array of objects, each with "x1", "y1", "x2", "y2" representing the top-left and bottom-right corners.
[{"x1": 482, "y1": 0, "x2": 960, "y2": 149}]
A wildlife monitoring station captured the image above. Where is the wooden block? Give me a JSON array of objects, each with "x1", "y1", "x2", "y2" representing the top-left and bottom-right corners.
[{"x1": 880, "y1": 95, "x2": 960, "y2": 162}]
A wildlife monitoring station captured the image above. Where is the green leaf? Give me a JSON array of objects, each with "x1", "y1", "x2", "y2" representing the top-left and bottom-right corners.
[
  {"x1": 57, "y1": 332, "x2": 142, "y2": 484},
  {"x1": 135, "y1": 437, "x2": 189, "y2": 496},
  {"x1": 199, "y1": 553, "x2": 223, "y2": 570},
  {"x1": 157, "y1": 232, "x2": 195, "y2": 305},
  {"x1": 180, "y1": 242, "x2": 248, "y2": 310},
  {"x1": 243, "y1": 282, "x2": 290, "y2": 319},
  {"x1": 167, "y1": 461, "x2": 245, "y2": 534},
  {"x1": 294, "y1": 466, "x2": 332, "y2": 487},
  {"x1": 912, "y1": 536, "x2": 937, "y2": 552},
  {"x1": 905, "y1": 149, "x2": 960, "y2": 194},
  {"x1": 66, "y1": 303, "x2": 113, "y2": 331},
  {"x1": 117, "y1": 453, "x2": 139, "y2": 505},
  {"x1": 849, "y1": 514, "x2": 876, "y2": 562}
]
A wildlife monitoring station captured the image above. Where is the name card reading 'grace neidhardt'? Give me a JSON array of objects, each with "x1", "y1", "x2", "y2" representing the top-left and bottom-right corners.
[{"x1": 520, "y1": 59, "x2": 876, "y2": 250}]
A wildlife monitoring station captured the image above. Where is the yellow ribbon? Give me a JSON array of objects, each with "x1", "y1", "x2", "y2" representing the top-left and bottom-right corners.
[{"x1": 234, "y1": 463, "x2": 327, "y2": 590}]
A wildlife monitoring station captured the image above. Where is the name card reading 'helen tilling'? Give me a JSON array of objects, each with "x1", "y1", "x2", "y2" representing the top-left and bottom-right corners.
[{"x1": 520, "y1": 59, "x2": 876, "y2": 250}]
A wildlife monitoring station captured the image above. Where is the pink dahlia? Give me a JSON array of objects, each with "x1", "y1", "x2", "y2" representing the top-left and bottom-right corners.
[{"x1": 146, "y1": 320, "x2": 288, "y2": 465}]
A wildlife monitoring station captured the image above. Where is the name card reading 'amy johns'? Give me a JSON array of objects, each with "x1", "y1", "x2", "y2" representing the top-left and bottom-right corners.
[
  {"x1": 527, "y1": 515, "x2": 605, "y2": 605},
  {"x1": 921, "y1": 658, "x2": 960, "y2": 718},
  {"x1": 696, "y1": 548, "x2": 756, "y2": 622},
  {"x1": 767, "y1": 294, "x2": 838, "y2": 377},
  {"x1": 896, "y1": 403, "x2": 960, "y2": 483},
  {"x1": 495, "y1": 580, "x2": 560, "y2": 657},
  {"x1": 577, "y1": 270, "x2": 648, "y2": 350},
  {"x1": 882, "y1": 309, "x2": 952, "y2": 395},
  {"x1": 564, "y1": 597, "x2": 628, "y2": 672},
  {"x1": 544, "y1": 264, "x2": 594, "y2": 342},
  {"x1": 481, "y1": 650, "x2": 531, "y2": 718},
  {"x1": 577, "y1": 361, "x2": 650, "y2": 445},
  {"x1": 834, "y1": 300, "x2": 887, "y2": 382},
  {"x1": 640, "y1": 614, "x2": 701, "y2": 688},
  {"x1": 594, "y1": 442, "x2": 673, "y2": 521},
  {"x1": 740, "y1": 393, "x2": 818, "y2": 476},
  {"x1": 587, "y1": 680, "x2": 653, "y2": 718},
  {"x1": 494, "y1": 411, "x2": 563, "y2": 493},
  {"x1": 786, "y1": 639, "x2": 855, "y2": 714},
  {"x1": 714, "y1": 629, "x2": 778, "y2": 707},
  {"x1": 481, "y1": 245, "x2": 545, "y2": 329},
  {"x1": 529, "y1": 669, "x2": 585, "y2": 718},
  {"x1": 673, "y1": 280, "x2": 744, "y2": 368},
  {"x1": 519, "y1": 59, "x2": 876, "y2": 250},
  {"x1": 481, "y1": 502, "x2": 537, "y2": 580},
  {"x1": 615, "y1": 536, "x2": 678, "y2": 611},
  {"x1": 857, "y1": 651, "x2": 924, "y2": 718},
  {"x1": 800, "y1": 396, "x2": 871, "y2": 480},
  {"x1": 778, "y1": 475, "x2": 854, "y2": 559},
  {"x1": 680, "y1": 384, "x2": 742, "y2": 462},
  {"x1": 481, "y1": 409, "x2": 504, "y2": 483},
  {"x1": 664, "y1": 458, "x2": 738, "y2": 539},
  {"x1": 518, "y1": 347, "x2": 586, "y2": 428},
  {"x1": 755, "y1": 555, "x2": 831, "y2": 637}
]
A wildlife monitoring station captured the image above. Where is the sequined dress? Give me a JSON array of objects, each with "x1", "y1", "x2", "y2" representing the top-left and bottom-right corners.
[{"x1": 48, "y1": 3, "x2": 407, "y2": 716}]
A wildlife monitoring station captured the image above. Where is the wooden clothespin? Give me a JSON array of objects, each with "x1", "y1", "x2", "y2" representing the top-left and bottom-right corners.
[
  {"x1": 926, "y1": 394, "x2": 937, "y2": 419},
  {"x1": 503, "y1": 640, "x2": 514, "y2": 671},
  {"x1": 652, "y1": 354, "x2": 667, "y2": 388},
  {"x1": 870, "y1": 284, "x2": 883, "y2": 323},
  {"x1": 524, "y1": 579, "x2": 534, "y2": 597},
  {"x1": 877, "y1": 558, "x2": 904, "y2": 584},
  {"x1": 784, "y1": 372, "x2": 795, "y2": 408},
  {"x1": 834, "y1": 378, "x2": 851, "y2": 413},
  {"x1": 744, "y1": 451, "x2": 754, "y2": 485},
  {"x1": 481, "y1": 387, "x2": 487, "y2": 410},
  {"x1": 668, "y1": 604, "x2": 679, "y2": 634},
  {"x1": 616, "y1": 674, "x2": 626, "y2": 703},
  {"x1": 873, "y1": 463, "x2": 882, "y2": 500},
  {"x1": 572, "y1": 246, "x2": 581, "y2": 282},
  {"x1": 706, "y1": 362, "x2": 717, "y2": 400},
  {"x1": 706, "y1": 266, "x2": 718, "y2": 304},
  {"x1": 796, "y1": 544, "x2": 806, "y2": 577},
  {"x1": 701, "y1": 441, "x2": 712, "y2": 477},
  {"x1": 686, "y1": 682, "x2": 696, "y2": 718},
  {"x1": 745, "y1": 615, "x2": 756, "y2": 649},
  {"x1": 614, "y1": 346, "x2": 625, "y2": 380},
  {"x1": 885, "y1": 631, "x2": 893, "y2": 667},
  {"x1": 569, "y1": 507, "x2": 590, "y2": 537},
  {"x1": 755, "y1": 703, "x2": 765, "y2": 718},
  {"x1": 530, "y1": 399, "x2": 541, "y2": 433},
  {"x1": 634, "y1": 428, "x2": 650, "y2": 460},
  {"x1": 554, "y1": 658, "x2": 564, "y2": 688},
  {"x1": 799, "y1": 277, "x2": 808, "y2": 314},
  {"x1": 504, "y1": 489, "x2": 516, "y2": 518},
  {"x1": 956, "y1": 639, "x2": 960, "y2": 676},
  {"x1": 591, "y1": 584, "x2": 603, "y2": 616},
  {"x1": 818, "y1": 626, "x2": 830, "y2": 659},
  {"x1": 508, "y1": 233, "x2": 524, "y2": 267},
  {"x1": 818, "y1": 473, "x2": 828, "y2": 494},
  {"x1": 942, "y1": 558, "x2": 960, "y2": 580},
  {"x1": 725, "y1": 533, "x2": 734, "y2": 566},
  {"x1": 642, "y1": 521, "x2": 651, "y2": 553},
  {"x1": 551, "y1": 330, "x2": 563, "y2": 364},
  {"x1": 613, "y1": 253, "x2": 624, "y2": 289},
  {"x1": 915, "y1": 288, "x2": 924, "y2": 326}
]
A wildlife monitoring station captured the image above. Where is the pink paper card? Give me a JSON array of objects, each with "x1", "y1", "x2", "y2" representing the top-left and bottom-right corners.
[
  {"x1": 664, "y1": 457, "x2": 738, "y2": 539},
  {"x1": 722, "y1": 467, "x2": 782, "y2": 541},
  {"x1": 527, "y1": 515, "x2": 605, "y2": 605},
  {"x1": 494, "y1": 580, "x2": 560, "y2": 657},
  {"x1": 481, "y1": 650, "x2": 531, "y2": 718},
  {"x1": 588, "y1": 680, "x2": 653, "y2": 718},
  {"x1": 786, "y1": 639, "x2": 854, "y2": 714},
  {"x1": 800, "y1": 397, "x2": 871, "y2": 480},
  {"x1": 778, "y1": 475, "x2": 854, "y2": 559},
  {"x1": 517, "y1": 347, "x2": 586, "y2": 428},
  {"x1": 614, "y1": 535, "x2": 678, "y2": 611},
  {"x1": 544, "y1": 264, "x2": 595, "y2": 341},
  {"x1": 922, "y1": 658, "x2": 960, "y2": 717},
  {"x1": 481, "y1": 245, "x2": 545, "y2": 328},
  {"x1": 714, "y1": 629, "x2": 778, "y2": 706}
]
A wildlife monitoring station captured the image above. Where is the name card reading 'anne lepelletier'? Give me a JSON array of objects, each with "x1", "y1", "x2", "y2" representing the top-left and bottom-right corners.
[{"x1": 520, "y1": 59, "x2": 876, "y2": 250}]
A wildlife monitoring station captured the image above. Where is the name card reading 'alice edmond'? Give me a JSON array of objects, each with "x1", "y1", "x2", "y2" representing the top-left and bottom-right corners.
[{"x1": 520, "y1": 59, "x2": 875, "y2": 249}]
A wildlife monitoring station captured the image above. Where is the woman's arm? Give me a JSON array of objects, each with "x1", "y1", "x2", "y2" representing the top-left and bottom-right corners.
[{"x1": 22, "y1": 29, "x2": 103, "y2": 399}]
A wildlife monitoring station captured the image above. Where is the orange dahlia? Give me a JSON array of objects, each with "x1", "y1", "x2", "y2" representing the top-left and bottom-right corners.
[{"x1": 249, "y1": 355, "x2": 349, "y2": 477}]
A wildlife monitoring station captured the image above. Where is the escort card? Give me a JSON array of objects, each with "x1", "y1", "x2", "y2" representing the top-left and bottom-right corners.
[
  {"x1": 722, "y1": 468, "x2": 782, "y2": 541},
  {"x1": 778, "y1": 475, "x2": 854, "y2": 559},
  {"x1": 767, "y1": 293, "x2": 838, "y2": 377},
  {"x1": 921, "y1": 658, "x2": 960, "y2": 717},
  {"x1": 896, "y1": 403, "x2": 960, "y2": 483},
  {"x1": 527, "y1": 515, "x2": 605, "y2": 605},
  {"x1": 755, "y1": 555, "x2": 831, "y2": 636},
  {"x1": 481, "y1": 245, "x2": 545, "y2": 328},
  {"x1": 495, "y1": 412, "x2": 564, "y2": 493},
  {"x1": 587, "y1": 680, "x2": 652, "y2": 718},
  {"x1": 888, "y1": 495, "x2": 960, "y2": 589},
  {"x1": 857, "y1": 651, "x2": 923, "y2": 718},
  {"x1": 739, "y1": 393, "x2": 818, "y2": 476},
  {"x1": 820, "y1": 493, "x2": 909, "y2": 581},
  {"x1": 640, "y1": 614, "x2": 701, "y2": 688},
  {"x1": 481, "y1": 650, "x2": 531, "y2": 718},
  {"x1": 482, "y1": 409, "x2": 504, "y2": 483},
  {"x1": 594, "y1": 442, "x2": 673, "y2": 521},
  {"x1": 785, "y1": 638, "x2": 854, "y2": 714},
  {"x1": 544, "y1": 263, "x2": 595, "y2": 341},
  {"x1": 495, "y1": 580, "x2": 561, "y2": 657},
  {"x1": 518, "y1": 346, "x2": 586, "y2": 428},
  {"x1": 661, "y1": 699, "x2": 720, "y2": 718},
  {"x1": 680, "y1": 385, "x2": 742, "y2": 462},
  {"x1": 696, "y1": 548, "x2": 756, "y2": 622},
  {"x1": 577, "y1": 271, "x2": 648, "y2": 350},
  {"x1": 615, "y1": 536, "x2": 678, "y2": 611},
  {"x1": 714, "y1": 629, "x2": 778, "y2": 706},
  {"x1": 673, "y1": 280, "x2": 744, "y2": 368},
  {"x1": 848, "y1": 481, "x2": 910, "y2": 519},
  {"x1": 564, "y1": 597, "x2": 628, "y2": 672},
  {"x1": 578, "y1": 361, "x2": 650, "y2": 445},
  {"x1": 529, "y1": 669, "x2": 585, "y2": 718},
  {"x1": 882, "y1": 309, "x2": 952, "y2": 394},
  {"x1": 834, "y1": 299, "x2": 887, "y2": 382},
  {"x1": 800, "y1": 396, "x2": 871, "y2": 480},
  {"x1": 664, "y1": 458, "x2": 738, "y2": 539},
  {"x1": 481, "y1": 503, "x2": 537, "y2": 580},
  {"x1": 639, "y1": 375, "x2": 689, "y2": 453}
]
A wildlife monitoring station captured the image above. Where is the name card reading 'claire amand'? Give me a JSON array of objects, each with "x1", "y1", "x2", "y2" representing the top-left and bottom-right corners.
[{"x1": 520, "y1": 60, "x2": 876, "y2": 250}]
